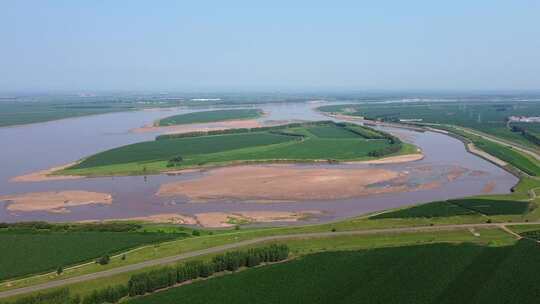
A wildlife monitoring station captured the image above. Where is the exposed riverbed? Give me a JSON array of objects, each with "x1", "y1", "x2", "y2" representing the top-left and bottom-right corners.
[{"x1": 0, "y1": 103, "x2": 518, "y2": 226}]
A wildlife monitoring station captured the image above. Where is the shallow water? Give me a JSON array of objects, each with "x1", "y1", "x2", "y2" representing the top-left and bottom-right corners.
[{"x1": 0, "y1": 103, "x2": 518, "y2": 224}]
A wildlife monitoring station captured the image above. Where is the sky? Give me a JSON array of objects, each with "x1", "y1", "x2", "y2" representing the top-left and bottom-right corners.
[{"x1": 1, "y1": 0, "x2": 539, "y2": 92}]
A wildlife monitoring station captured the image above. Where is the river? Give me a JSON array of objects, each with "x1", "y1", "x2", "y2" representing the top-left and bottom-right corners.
[{"x1": 0, "y1": 102, "x2": 518, "y2": 225}]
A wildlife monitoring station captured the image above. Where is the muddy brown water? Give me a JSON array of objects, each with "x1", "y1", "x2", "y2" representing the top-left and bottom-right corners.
[{"x1": 0, "y1": 103, "x2": 518, "y2": 225}]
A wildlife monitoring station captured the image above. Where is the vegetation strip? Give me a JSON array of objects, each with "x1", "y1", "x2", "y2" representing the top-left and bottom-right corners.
[
  {"x1": 124, "y1": 240, "x2": 540, "y2": 304},
  {"x1": 0, "y1": 221, "x2": 536, "y2": 299},
  {"x1": 156, "y1": 109, "x2": 263, "y2": 126},
  {"x1": 61, "y1": 121, "x2": 410, "y2": 176}
]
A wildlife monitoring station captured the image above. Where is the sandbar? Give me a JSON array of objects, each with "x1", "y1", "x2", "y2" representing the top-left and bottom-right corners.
[
  {"x1": 0, "y1": 191, "x2": 112, "y2": 213},
  {"x1": 157, "y1": 165, "x2": 403, "y2": 202},
  {"x1": 11, "y1": 162, "x2": 83, "y2": 182},
  {"x1": 131, "y1": 119, "x2": 263, "y2": 134}
]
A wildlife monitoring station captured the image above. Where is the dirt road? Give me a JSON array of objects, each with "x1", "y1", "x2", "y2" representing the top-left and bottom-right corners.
[{"x1": 1, "y1": 221, "x2": 537, "y2": 299}]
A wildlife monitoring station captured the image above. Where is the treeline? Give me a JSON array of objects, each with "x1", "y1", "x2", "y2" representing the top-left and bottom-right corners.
[
  {"x1": 510, "y1": 125, "x2": 540, "y2": 146},
  {"x1": 6, "y1": 288, "x2": 80, "y2": 304},
  {"x1": 0, "y1": 222, "x2": 141, "y2": 232},
  {"x1": 368, "y1": 144, "x2": 402, "y2": 157},
  {"x1": 155, "y1": 121, "x2": 337, "y2": 140},
  {"x1": 3, "y1": 244, "x2": 290, "y2": 304},
  {"x1": 128, "y1": 244, "x2": 289, "y2": 296}
]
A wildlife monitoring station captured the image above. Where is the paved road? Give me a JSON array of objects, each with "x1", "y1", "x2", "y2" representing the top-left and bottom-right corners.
[{"x1": 1, "y1": 221, "x2": 537, "y2": 299}]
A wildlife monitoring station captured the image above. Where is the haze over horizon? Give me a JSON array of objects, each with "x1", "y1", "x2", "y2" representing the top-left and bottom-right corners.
[{"x1": 1, "y1": 1, "x2": 539, "y2": 92}]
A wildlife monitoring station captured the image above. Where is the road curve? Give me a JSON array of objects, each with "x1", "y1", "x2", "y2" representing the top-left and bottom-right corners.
[{"x1": 0, "y1": 221, "x2": 537, "y2": 299}]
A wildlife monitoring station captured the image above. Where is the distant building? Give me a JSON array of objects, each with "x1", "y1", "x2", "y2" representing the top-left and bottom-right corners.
[
  {"x1": 508, "y1": 116, "x2": 540, "y2": 123},
  {"x1": 399, "y1": 118, "x2": 423, "y2": 122}
]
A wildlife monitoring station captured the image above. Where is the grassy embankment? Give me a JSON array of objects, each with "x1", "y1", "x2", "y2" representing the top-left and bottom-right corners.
[
  {"x1": 127, "y1": 240, "x2": 540, "y2": 304},
  {"x1": 155, "y1": 109, "x2": 263, "y2": 126},
  {"x1": 59, "y1": 121, "x2": 415, "y2": 176}
]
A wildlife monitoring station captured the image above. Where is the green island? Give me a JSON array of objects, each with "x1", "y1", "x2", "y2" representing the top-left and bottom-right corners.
[
  {"x1": 5, "y1": 103, "x2": 540, "y2": 304},
  {"x1": 155, "y1": 109, "x2": 263, "y2": 126},
  {"x1": 60, "y1": 121, "x2": 416, "y2": 176}
]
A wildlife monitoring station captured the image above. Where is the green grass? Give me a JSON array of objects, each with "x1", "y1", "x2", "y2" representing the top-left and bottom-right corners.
[
  {"x1": 156, "y1": 109, "x2": 263, "y2": 126},
  {"x1": 306, "y1": 125, "x2": 359, "y2": 138},
  {"x1": 70, "y1": 132, "x2": 294, "y2": 169},
  {"x1": 63, "y1": 122, "x2": 409, "y2": 176},
  {"x1": 127, "y1": 240, "x2": 540, "y2": 304},
  {"x1": 0, "y1": 231, "x2": 186, "y2": 281},
  {"x1": 474, "y1": 138, "x2": 540, "y2": 176},
  {"x1": 372, "y1": 198, "x2": 530, "y2": 219}
]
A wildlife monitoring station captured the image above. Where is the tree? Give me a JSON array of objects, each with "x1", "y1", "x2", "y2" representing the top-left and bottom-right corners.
[{"x1": 56, "y1": 266, "x2": 63, "y2": 275}]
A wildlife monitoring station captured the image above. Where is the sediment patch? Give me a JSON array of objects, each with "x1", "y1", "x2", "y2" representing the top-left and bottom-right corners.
[
  {"x1": 157, "y1": 165, "x2": 403, "y2": 202},
  {"x1": 131, "y1": 119, "x2": 263, "y2": 134},
  {"x1": 0, "y1": 191, "x2": 112, "y2": 213}
]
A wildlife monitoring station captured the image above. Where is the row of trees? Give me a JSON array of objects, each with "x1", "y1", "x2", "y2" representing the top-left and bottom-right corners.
[
  {"x1": 368, "y1": 144, "x2": 402, "y2": 157},
  {"x1": 156, "y1": 121, "x2": 337, "y2": 140},
  {"x1": 2, "y1": 244, "x2": 289, "y2": 304},
  {"x1": 8, "y1": 288, "x2": 79, "y2": 304},
  {"x1": 128, "y1": 244, "x2": 289, "y2": 296},
  {"x1": 510, "y1": 125, "x2": 540, "y2": 146},
  {"x1": 0, "y1": 221, "x2": 141, "y2": 232}
]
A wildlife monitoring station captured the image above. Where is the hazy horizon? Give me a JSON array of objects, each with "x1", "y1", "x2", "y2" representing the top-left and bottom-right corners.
[{"x1": 2, "y1": 1, "x2": 539, "y2": 92}]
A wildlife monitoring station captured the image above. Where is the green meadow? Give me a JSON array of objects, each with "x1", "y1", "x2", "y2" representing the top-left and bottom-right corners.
[
  {"x1": 127, "y1": 240, "x2": 540, "y2": 304},
  {"x1": 0, "y1": 229, "x2": 187, "y2": 281},
  {"x1": 156, "y1": 109, "x2": 263, "y2": 126},
  {"x1": 62, "y1": 121, "x2": 412, "y2": 176}
]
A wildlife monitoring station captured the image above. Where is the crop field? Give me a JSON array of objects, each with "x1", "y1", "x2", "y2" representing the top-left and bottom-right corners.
[
  {"x1": 70, "y1": 132, "x2": 294, "y2": 169},
  {"x1": 127, "y1": 240, "x2": 540, "y2": 304},
  {"x1": 0, "y1": 231, "x2": 185, "y2": 281},
  {"x1": 0, "y1": 99, "x2": 184, "y2": 128},
  {"x1": 63, "y1": 122, "x2": 406, "y2": 176},
  {"x1": 371, "y1": 198, "x2": 530, "y2": 219},
  {"x1": 156, "y1": 109, "x2": 263, "y2": 126},
  {"x1": 318, "y1": 102, "x2": 540, "y2": 148}
]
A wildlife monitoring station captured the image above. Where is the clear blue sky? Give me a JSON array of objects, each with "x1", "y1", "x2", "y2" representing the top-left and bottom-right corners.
[{"x1": 1, "y1": 1, "x2": 539, "y2": 92}]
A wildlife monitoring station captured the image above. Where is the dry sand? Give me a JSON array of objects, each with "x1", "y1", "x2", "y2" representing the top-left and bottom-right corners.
[
  {"x1": 0, "y1": 191, "x2": 112, "y2": 213},
  {"x1": 482, "y1": 181, "x2": 496, "y2": 194},
  {"x1": 193, "y1": 211, "x2": 320, "y2": 228},
  {"x1": 131, "y1": 119, "x2": 263, "y2": 134},
  {"x1": 157, "y1": 165, "x2": 403, "y2": 202},
  {"x1": 352, "y1": 153, "x2": 424, "y2": 165},
  {"x1": 91, "y1": 210, "x2": 320, "y2": 228},
  {"x1": 11, "y1": 162, "x2": 83, "y2": 182}
]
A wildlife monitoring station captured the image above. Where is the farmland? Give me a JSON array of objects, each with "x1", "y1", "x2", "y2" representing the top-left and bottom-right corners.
[
  {"x1": 0, "y1": 99, "x2": 184, "y2": 128},
  {"x1": 62, "y1": 121, "x2": 411, "y2": 176},
  {"x1": 0, "y1": 228, "x2": 187, "y2": 281},
  {"x1": 156, "y1": 109, "x2": 263, "y2": 126},
  {"x1": 318, "y1": 101, "x2": 540, "y2": 149},
  {"x1": 371, "y1": 198, "x2": 531, "y2": 219},
  {"x1": 126, "y1": 240, "x2": 540, "y2": 304}
]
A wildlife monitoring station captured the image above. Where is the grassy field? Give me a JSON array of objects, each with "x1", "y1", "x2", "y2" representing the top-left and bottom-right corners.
[
  {"x1": 62, "y1": 122, "x2": 409, "y2": 176},
  {"x1": 156, "y1": 109, "x2": 263, "y2": 126},
  {"x1": 318, "y1": 102, "x2": 540, "y2": 149},
  {"x1": 0, "y1": 230, "x2": 186, "y2": 281},
  {"x1": 126, "y1": 240, "x2": 540, "y2": 304},
  {"x1": 0, "y1": 99, "x2": 184, "y2": 128},
  {"x1": 372, "y1": 198, "x2": 531, "y2": 219}
]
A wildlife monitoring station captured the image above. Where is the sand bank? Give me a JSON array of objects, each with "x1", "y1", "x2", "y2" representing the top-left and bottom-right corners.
[
  {"x1": 157, "y1": 165, "x2": 403, "y2": 202},
  {"x1": 92, "y1": 210, "x2": 320, "y2": 228},
  {"x1": 352, "y1": 153, "x2": 424, "y2": 165},
  {"x1": 0, "y1": 191, "x2": 112, "y2": 213},
  {"x1": 131, "y1": 119, "x2": 263, "y2": 134},
  {"x1": 11, "y1": 163, "x2": 82, "y2": 182}
]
